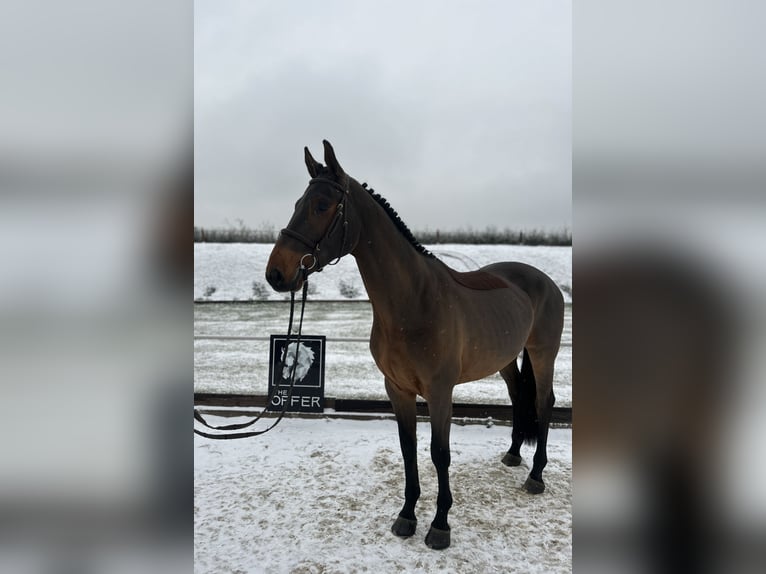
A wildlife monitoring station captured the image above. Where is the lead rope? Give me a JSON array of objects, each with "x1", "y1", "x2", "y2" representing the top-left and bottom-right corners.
[{"x1": 193, "y1": 272, "x2": 310, "y2": 440}]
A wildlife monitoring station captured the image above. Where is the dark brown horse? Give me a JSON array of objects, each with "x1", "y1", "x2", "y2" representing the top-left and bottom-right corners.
[{"x1": 266, "y1": 140, "x2": 564, "y2": 550}]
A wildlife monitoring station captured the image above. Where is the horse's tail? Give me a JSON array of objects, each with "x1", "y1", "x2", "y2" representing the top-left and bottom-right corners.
[{"x1": 517, "y1": 348, "x2": 539, "y2": 445}]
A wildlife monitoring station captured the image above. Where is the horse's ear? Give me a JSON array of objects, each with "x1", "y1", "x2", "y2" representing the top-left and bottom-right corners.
[
  {"x1": 304, "y1": 146, "x2": 321, "y2": 178},
  {"x1": 323, "y1": 140, "x2": 345, "y2": 178}
]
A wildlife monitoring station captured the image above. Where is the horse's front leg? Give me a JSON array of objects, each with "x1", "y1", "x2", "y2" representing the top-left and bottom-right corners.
[
  {"x1": 425, "y1": 387, "x2": 454, "y2": 550},
  {"x1": 385, "y1": 378, "x2": 420, "y2": 538}
]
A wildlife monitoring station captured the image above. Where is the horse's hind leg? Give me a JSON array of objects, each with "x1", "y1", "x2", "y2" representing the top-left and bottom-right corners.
[
  {"x1": 501, "y1": 348, "x2": 556, "y2": 493},
  {"x1": 499, "y1": 359, "x2": 524, "y2": 467},
  {"x1": 524, "y1": 347, "x2": 557, "y2": 494},
  {"x1": 385, "y1": 378, "x2": 420, "y2": 538}
]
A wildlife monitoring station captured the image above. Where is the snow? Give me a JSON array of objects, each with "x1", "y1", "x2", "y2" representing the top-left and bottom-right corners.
[
  {"x1": 195, "y1": 244, "x2": 572, "y2": 571},
  {"x1": 195, "y1": 416, "x2": 571, "y2": 573},
  {"x1": 194, "y1": 243, "x2": 572, "y2": 303}
]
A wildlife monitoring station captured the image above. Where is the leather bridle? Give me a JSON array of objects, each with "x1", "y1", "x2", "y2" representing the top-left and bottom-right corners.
[{"x1": 279, "y1": 177, "x2": 350, "y2": 273}]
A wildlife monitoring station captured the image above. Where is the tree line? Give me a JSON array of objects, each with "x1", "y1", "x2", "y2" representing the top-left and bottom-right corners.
[{"x1": 194, "y1": 223, "x2": 571, "y2": 246}]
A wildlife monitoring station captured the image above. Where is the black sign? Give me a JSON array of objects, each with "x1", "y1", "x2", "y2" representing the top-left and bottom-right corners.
[{"x1": 267, "y1": 335, "x2": 325, "y2": 413}]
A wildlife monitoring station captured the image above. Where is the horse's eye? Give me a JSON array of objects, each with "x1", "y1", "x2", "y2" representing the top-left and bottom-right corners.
[{"x1": 315, "y1": 201, "x2": 331, "y2": 214}]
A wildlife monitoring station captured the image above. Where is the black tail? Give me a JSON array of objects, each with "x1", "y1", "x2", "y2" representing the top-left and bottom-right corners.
[{"x1": 517, "y1": 348, "x2": 538, "y2": 445}]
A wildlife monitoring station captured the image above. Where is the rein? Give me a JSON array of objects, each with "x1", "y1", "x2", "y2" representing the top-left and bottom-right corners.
[
  {"x1": 193, "y1": 271, "x2": 310, "y2": 440},
  {"x1": 194, "y1": 177, "x2": 348, "y2": 440},
  {"x1": 279, "y1": 177, "x2": 349, "y2": 270}
]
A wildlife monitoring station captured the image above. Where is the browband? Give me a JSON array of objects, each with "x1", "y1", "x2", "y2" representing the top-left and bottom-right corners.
[{"x1": 309, "y1": 177, "x2": 348, "y2": 194}]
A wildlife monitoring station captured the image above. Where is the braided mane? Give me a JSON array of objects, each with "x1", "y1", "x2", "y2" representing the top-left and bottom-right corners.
[
  {"x1": 361, "y1": 182, "x2": 435, "y2": 259},
  {"x1": 311, "y1": 165, "x2": 434, "y2": 259}
]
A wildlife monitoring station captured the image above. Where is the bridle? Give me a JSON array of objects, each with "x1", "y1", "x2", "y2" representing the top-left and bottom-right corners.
[{"x1": 279, "y1": 177, "x2": 350, "y2": 273}]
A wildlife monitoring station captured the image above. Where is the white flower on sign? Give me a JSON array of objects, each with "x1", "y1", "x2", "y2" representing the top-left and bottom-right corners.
[{"x1": 280, "y1": 342, "x2": 315, "y2": 382}]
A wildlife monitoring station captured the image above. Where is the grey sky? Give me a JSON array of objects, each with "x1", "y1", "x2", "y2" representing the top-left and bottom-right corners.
[{"x1": 195, "y1": 0, "x2": 571, "y2": 232}]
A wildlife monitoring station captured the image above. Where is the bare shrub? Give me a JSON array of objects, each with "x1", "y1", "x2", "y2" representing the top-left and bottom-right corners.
[
  {"x1": 203, "y1": 285, "x2": 217, "y2": 298},
  {"x1": 338, "y1": 279, "x2": 360, "y2": 299},
  {"x1": 251, "y1": 281, "x2": 269, "y2": 300}
]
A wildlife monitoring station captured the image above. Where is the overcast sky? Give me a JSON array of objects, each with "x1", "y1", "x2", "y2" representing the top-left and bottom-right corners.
[{"x1": 195, "y1": 0, "x2": 571, "y2": 232}]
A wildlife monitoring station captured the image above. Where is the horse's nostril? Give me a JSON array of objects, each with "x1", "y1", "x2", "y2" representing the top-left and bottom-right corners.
[{"x1": 266, "y1": 267, "x2": 284, "y2": 288}]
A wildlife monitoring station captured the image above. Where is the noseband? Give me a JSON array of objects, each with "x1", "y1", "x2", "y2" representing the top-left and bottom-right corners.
[{"x1": 279, "y1": 177, "x2": 350, "y2": 272}]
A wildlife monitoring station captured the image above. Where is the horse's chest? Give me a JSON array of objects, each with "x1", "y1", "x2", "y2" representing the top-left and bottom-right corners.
[{"x1": 369, "y1": 325, "x2": 433, "y2": 389}]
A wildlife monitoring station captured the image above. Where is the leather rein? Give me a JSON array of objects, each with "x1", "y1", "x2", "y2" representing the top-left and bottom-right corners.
[
  {"x1": 193, "y1": 276, "x2": 309, "y2": 439},
  {"x1": 193, "y1": 178, "x2": 349, "y2": 440}
]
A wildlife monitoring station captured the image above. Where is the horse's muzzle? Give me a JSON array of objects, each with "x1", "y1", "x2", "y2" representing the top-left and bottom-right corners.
[
  {"x1": 266, "y1": 265, "x2": 304, "y2": 293},
  {"x1": 265, "y1": 267, "x2": 286, "y2": 291}
]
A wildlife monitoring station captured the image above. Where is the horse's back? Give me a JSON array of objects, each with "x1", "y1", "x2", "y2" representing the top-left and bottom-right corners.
[
  {"x1": 446, "y1": 267, "x2": 513, "y2": 291},
  {"x1": 481, "y1": 261, "x2": 561, "y2": 302}
]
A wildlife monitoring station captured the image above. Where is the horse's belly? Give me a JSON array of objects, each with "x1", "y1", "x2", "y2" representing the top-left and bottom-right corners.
[{"x1": 457, "y1": 348, "x2": 520, "y2": 384}]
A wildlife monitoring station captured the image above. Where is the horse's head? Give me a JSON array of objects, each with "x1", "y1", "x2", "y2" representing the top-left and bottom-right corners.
[
  {"x1": 266, "y1": 140, "x2": 358, "y2": 292},
  {"x1": 280, "y1": 341, "x2": 315, "y2": 382}
]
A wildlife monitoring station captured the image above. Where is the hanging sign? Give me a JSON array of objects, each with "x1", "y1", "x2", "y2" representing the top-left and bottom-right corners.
[{"x1": 267, "y1": 335, "x2": 326, "y2": 413}]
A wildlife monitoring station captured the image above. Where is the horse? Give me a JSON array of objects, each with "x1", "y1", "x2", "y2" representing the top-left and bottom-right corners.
[
  {"x1": 280, "y1": 341, "x2": 315, "y2": 382},
  {"x1": 265, "y1": 140, "x2": 564, "y2": 550}
]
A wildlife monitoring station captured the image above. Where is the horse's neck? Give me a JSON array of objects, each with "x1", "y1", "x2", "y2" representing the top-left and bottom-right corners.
[{"x1": 350, "y1": 192, "x2": 436, "y2": 319}]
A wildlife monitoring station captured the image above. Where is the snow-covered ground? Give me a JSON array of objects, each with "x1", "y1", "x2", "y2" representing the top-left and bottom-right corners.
[
  {"x1": 194, "y1": 243, "x2": 571, "y2": 303},
  {"x1": 195, "y1": 244, "x2": 572, "y2": 571},
  {"x1": 195, "y1": 416, "x2": 572, "y2": 573}
]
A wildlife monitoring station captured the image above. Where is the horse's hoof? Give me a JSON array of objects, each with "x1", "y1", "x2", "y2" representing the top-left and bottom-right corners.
[
  {"x1": 425, "y1": 526, "x2": 451, "y2": 550},
  {"x1": 523, "y1": 476, "x2": 545, "y2": 494},
  {"x1": 502, "y1": 452, "x2": 522, "y2": 466},
  {"x1": 391, "y1": 515, "x2": 417, "y2": 538}
]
